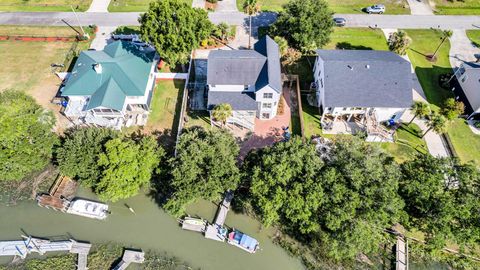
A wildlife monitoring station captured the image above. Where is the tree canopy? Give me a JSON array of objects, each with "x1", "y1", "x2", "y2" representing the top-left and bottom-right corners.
[
  {"x1": 0, "y1": 90, "x2": 58, "y2": 181},
  {"x1": 270, "y1": 0, "x2": 334, "y2": 52},
  {"x1": 388, "y1": 30, "x2": 411, "y2": 56},
  {"x1": 139, "y1": 0, "x2": 213, "y2": 65},
  {"x1": 163, "y1": 127, "x2": 240, "y2": 216},
  {"x1": 57, "y1": 127, "x2": 119, "y2": 186},
  {"x1": 441, "y1": 98, "x2": 464, "y2": 120},
  {"x1": 400, "y1": 154, "x2": 480, "y2": 251},
  {"x1": 248, "y1": 137, "x2": 324, "y2": 233},
  {"x1": 95, "y1": 136, "x2": 164, "y2": 202}
]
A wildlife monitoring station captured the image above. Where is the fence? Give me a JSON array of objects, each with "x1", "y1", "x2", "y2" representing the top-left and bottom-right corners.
[
  {"x1": 0, "y1": 35, "x2": 78, "y2": 42},
  {"x1": 441, "y1": 133, "x2": 458, "y2": 158},
  {"x1": 61, "y1": 41, "x2": 80, "y2": 72},
  {"x1": 174, "y1": 53, "x2": 194, "y2": 157}
]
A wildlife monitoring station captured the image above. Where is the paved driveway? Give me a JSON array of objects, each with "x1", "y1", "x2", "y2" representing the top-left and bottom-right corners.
[{"x1": 449, "y1": 29, "x2": 480, "y2": 68}]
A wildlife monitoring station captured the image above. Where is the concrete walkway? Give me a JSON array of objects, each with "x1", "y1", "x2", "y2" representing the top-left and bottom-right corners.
[
  {"x1": 89, "y1": 26, "x2": 116, "y2": 50},
  {"x1": 449, "y1": 29, "x2": 480, "y2": 68},
  {"x1": 216, "y1": 0, "x2": 238, "y2": 12},
  {"x1": 86, "y1": 0, "x2": 111, "y2": 12},
  {"x1": 406, "y1": 0, "x2": 434, "y2": 15},
  {"x1": 382, "y1": 28, "x2": 449, "y2": 158}
]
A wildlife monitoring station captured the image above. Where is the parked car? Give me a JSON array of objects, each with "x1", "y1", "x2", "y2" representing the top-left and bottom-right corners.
[
  {"x1": 365, "y1": 4, "x2": 385, "y2": 14},
  {"x1": 333, "y1": 17, "x2": 346, "y2": 27}
]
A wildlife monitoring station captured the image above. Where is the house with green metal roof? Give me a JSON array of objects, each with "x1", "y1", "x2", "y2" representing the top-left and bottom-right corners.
[{"x1": 61, "y1": 41, "x2": 157, "y2": 128}]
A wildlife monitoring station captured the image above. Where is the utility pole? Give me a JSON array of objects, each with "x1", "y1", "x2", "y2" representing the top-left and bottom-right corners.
[{"x1": 71, "y1": 5, "x2": 89, "y2": 39}]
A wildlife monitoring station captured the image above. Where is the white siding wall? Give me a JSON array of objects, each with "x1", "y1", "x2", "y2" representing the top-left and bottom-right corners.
[
  {"x1": 374, "y1": 108, "x2": 405, "y2": 122},
  {"x1": 209, "y1": 84, "x2": 252, "y2": 92},
  {"x1": 255, "y1": 85, "x2": 280, "y2": 119},
  {"x1": 313, "y1": 57, "x2": 325, "y2": 108}
]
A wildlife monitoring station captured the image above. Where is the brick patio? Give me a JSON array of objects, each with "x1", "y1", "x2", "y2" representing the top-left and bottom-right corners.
[{"x1": 239, "y1": 87, "x2": 292, "y2": 159}]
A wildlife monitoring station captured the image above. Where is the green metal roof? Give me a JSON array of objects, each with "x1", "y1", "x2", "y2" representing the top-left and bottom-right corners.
[{"x1": 62, "y1": 41, "x2": 155, "y2": 111}]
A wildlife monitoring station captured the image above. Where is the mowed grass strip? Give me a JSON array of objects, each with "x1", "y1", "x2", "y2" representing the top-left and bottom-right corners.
[
  {"x1": 0, "y1": 0, "x2": 91, "y2": 11},
  {"x1": 466, "y1": 30, "x2": 480, "y2": 47},
  {"x1": 431, "y1": 0, "x2": 480, "y2": 15},
  {"x1": 109, "y1": 0, "x2": 192, "y2": 12},
  {"x1": 447, "y1": 119, "x2": 480, "y2": 166},
  {"x1": 237, "y1": 0, "x2": 409, "y2": 14},
  {"x1": 324, "y1": 27, "x2": 389, "y2": 51}
]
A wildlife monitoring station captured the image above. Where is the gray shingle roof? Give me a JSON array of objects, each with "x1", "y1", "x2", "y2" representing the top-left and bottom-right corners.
[
  {"x1": 457, "y1": 62, "x2": 480, "y2": 111},
  {"x1": 207, "y1": 36, "x2": 281, "y2": 93},
  {"x1": 316, "y1": 50, "x2": 413, "y2": 108},
  {"x1": 207, "y1": 91, "x2": 257, "y2": 111}
]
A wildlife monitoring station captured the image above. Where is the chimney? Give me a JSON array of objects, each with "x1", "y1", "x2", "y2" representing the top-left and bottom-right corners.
[{"x1": 93, "y1": 63, "x2": 102, "y2": 74}]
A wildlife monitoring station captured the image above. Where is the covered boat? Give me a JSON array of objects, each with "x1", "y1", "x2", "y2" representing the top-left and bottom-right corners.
[
  {"x1": 227, "y1": 230, "x2": 259, "y2": 253},
  {"x1": 66, "y1": 199, "x2": 109, "y2": 220}
]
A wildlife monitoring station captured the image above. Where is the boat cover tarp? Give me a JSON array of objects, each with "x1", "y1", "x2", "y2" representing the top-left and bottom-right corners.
[{"x1": 239, "y1": 234, "x2": 258, "y2": 251}]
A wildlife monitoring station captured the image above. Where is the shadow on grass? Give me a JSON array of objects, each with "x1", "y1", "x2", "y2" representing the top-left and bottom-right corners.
[
  {"x1": 335, "y1": 42, "x2": 373, "y2": 50},
  {"x1": 113, "y1": 26, "x2": 140, "y2": 35},
  {"x1": 408, "y1": 48, "x2": 428, "y2": 57},
  {"x1": 399, "y1": 123, "x2": 422, "y2": 138},
  {"x1": 414, "y1": 66, "x2": 454, "y2": 108}
]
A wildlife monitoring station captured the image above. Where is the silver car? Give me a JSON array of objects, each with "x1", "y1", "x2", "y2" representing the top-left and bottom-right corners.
[
  {"x1": 333, "y1": 18, "x2": 346, "y2": 27},
  {"x1": 366, "y1": 4, "x2": 385, "y2": 14}
]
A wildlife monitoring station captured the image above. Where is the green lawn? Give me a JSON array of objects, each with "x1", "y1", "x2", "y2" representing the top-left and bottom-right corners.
[
  {"x1": 447, "y1": 119, "x2": 480, "y2": 166},
  {"x1": 0, "y1": 0, "x2": 91, "y2": 11},
  {"x1": 466, "y1": 30, "x2": 480, "y2": 47},
  {"x1": 324, "y1": 27, "x2": 389, "y2": 51},
  {"x1": 302, "y1": 98, "x2": 324, "y2": 139},
  {"x1": 381, "y1": 123, "x2": 428, "y2": 163},
  {"x1": 109, "y1": 0, "x2": 192, "y2": 12},
  {"x1": 184, "y1": 110, "x2": 213, "y2": 130},
  {"x1": 404, "y1": 29, "x2": 453, "y2": 110},
  {"x1": 146, "y1": 80, "x2": 185, "y2": 134},
  {"x1": 431, "y1": 0, "x2": 480, "y2": 15},
  {"x1": 237, "y1": 0, "x2": 409, "y2": 13}
]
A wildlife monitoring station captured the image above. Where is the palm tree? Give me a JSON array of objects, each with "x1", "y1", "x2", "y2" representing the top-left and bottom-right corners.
[
  {"x1": 431, "y1": 30, "x2": 453, "y2": 60},
  {"x1": 243, "y1": 0, "x2": 260, "y2": 49},
  {"x1": 212, "y1": 103, "x2": 233, "y2": 127},
  {"x1": 388, "y1": 30, "x2": 411, "y2": 56},
  {"x1": 422, "y1": 112, "x2": 447, "y2": 138},
  {"x1": 409, "y1": 101, "x2": 431, "y2": 125}
]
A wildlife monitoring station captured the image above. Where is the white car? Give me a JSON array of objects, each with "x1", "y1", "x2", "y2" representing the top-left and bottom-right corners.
[{"x1": 366, "y1": 4, "x2": 385, "y2": 14}]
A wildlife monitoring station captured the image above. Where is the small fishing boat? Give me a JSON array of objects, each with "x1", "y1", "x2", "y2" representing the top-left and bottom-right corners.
[
  {"x1": 181, "y1": 217, "x2": 207, "y2": 232},
  {"x1": 66, "y1": 199, "x2": 109, "y2": 220},
  {"x1": 227, "y1": 230, "x2": 259, "y2": 253}
]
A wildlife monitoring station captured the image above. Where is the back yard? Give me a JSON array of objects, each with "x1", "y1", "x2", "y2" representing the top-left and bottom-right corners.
[
  {"x1": 237, "y1": 0, "x2": 410, "y2": 14},
  {"x1": 0, "y1": 26, "x2": 92, "y2": 131},
  {"x1": 109, "y1": 0, "x2": 192, "y2": 11},
  {"x1": 431, "y1": 0, "x2": 480, "y2": 15},
  {"x1": 0, "y1": 0, "x2": 91, "y2": 11}
]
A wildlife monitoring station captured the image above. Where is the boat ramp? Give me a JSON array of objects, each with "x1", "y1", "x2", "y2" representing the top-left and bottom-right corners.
[
  {"x1": 0, "y1": 236, "x2": 91, "y2": 270},
  {"x1": 112, "y1": 249, "x2": 145, "y2": 270}
]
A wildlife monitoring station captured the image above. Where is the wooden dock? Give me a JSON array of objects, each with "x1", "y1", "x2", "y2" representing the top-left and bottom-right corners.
[
  {"x1": 70, "y1": 241, "x2": 92, "y2": 270},
  {"x1": 112, "y1": 250, "x2": 145, "y2": 270},
  {"x1": 213, "y1": 190, "x2": 234, "y2": 226},
  {"x1": 36, "y1": 175, "x2": 77, "y2": 211},
  {"x1": 396, "y1": 236, "x2": 408, "y2": 270}
]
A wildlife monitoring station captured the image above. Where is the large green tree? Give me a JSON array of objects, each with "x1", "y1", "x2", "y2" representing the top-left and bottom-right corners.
[
  {"x1": 164, "y1": 127, "x2": 240, "y2": 216},
  {"x1": 0, "y1": 90, "x2": 58, "y2": 181},
  {"x1": 316, "y1": 137, "x2": 405, "y2": 261},
  {"x1": 57, "y1": 127, "x2": 119, "y2": 186},
  {"x1": 248, "y1": 137, "x2": 324, "y2": 233},
  {"x1": 400, "y1": 154, "x2": 480, "y2": 251},
  {"x1": 270, "y1": 0, "x2": 334, "y2": 52},
  {"x1": 95, "y1": 136, "x2": 164, "y2": 202},
  {"x1": 139, "y1": 0, "x2": 213, "y2": 65}
]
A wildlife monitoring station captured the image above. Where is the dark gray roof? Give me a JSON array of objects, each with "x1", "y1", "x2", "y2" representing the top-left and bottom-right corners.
[
  {"x1": 316, "y1": 50, "x2": 412, "y2": 108},
  {"x1": 207, "y1": 36, "x2": 281, "y2": 93},
  {"x1": 456, "y1": 62, "x2": 480, "y2": 111},
  {"x1": 207, "y1": 91, "x2": 257, "y2": 111}
]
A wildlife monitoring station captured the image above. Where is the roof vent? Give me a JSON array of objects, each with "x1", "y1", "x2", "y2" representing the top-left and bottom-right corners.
[
  {"x1": 365, "y1": 64, "x2": 370, "y2": 69},
  {"x1": 93, "y1": 63, "x2": 102, "y2": 74},
  {"x1": 347, "y1": 65, "x2": 353, "y2": 70}
]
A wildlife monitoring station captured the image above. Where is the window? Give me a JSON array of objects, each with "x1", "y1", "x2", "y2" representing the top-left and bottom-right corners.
[
  {"x1": 263, "y1": 93, "x2": 273, "y2": 99},
  {"x1": 262, "y1": 103, "x2": 272, "y2": 109},
  {"x1": 262, "y1": 113, "x2": 270, "y2": 119},
  {"x1": 320, "y1": 78, "x2": 323, "y2": 88}
]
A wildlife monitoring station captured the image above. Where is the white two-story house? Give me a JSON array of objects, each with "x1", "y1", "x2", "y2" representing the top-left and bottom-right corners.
[
  {"x1": 313, "y1": 50, "x2": 413, "y2": 142},
  {"x1": 206, "y1": 36, "x2": 282, "y2": 130},
  {"x1": 61, "y1": 41, "x2": 157, "y2": 129}
]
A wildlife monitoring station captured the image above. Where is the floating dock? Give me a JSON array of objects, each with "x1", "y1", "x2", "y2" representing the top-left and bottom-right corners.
[
  {"x1": 112, "y1": 249, "x2": 145, "y2": 270},
  {"x1": 0, "y1": 236, "x2": 91, "y2": 270}
]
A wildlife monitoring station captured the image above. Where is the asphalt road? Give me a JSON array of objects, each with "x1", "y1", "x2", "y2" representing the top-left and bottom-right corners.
[{"x1": 0, "y1": 11, "x2": 479, "y2": 30}]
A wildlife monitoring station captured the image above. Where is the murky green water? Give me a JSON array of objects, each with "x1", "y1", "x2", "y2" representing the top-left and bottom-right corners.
[{"x1": 0, "y1": 188, "x2": 304, "y2": 269}]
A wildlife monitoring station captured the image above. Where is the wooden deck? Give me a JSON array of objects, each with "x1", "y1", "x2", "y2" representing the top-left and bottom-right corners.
[
  {"x1": 36, "y1": 175, "x2": 77, "y2": 211},
  {"x1": 213, "y1": 190, "x2": 234, "y2": 226}
]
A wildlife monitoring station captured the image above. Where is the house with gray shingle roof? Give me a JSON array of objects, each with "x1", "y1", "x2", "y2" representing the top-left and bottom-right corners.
[
  {"x1": 206, "y1": 36, "x2": 282, "y2": 130},
  {"x1": 453, "y1": 62, "x2": 480, "y2": 119},
  {"x1": 313, "y1": 50, "x2": 413, "y2": 142},
  {"x1": 61, "y1": 41, "x2": 157, "y2": 129}
]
